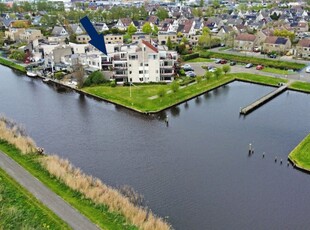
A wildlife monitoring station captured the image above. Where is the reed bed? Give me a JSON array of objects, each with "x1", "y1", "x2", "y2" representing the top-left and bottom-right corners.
[
  {"x1": 41, "y1": 155, "x2": 171, "y2": 230},
  {"x1": 0, "y1": 115, "x2": 171, "y2": 230},
  {"x1": 0, "y1": 116, "x2": 36, "y2": 154}
]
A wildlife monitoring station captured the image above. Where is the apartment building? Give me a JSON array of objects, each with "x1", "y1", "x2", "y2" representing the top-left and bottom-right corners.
[
  {"x1": 112, "y1": 40, "x2": 177, "y2": 83},
  {"x1": 19, "y1": 29, "x2": 43, "y2": 43},
  {"x1": 158, "y1": 32, "x2": 177, "y2": 45}
]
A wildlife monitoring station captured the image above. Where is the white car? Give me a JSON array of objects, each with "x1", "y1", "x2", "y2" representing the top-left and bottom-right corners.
[
  {"x1": 181, "y1": 64, "x2": 192, "y2": 69},
  {"x1": 306, "y1": 67, "x2": 310, "y2": 73}
]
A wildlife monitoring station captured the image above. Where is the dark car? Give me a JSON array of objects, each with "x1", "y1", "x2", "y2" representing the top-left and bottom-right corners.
[
  {"x1": 268, "y1": 54, "x2": 277, "y2": 58},
  {"x1": 220, "y1": 59, "x2": 227, "y2": 64},
  {"x1": 230, "y1": 61, "x2": 236, "y2": 66}
]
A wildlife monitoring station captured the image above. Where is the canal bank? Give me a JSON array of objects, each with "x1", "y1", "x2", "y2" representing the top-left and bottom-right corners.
[
  {"x1": 288, "y1": 134, "x2": 310, "y2": 173},
  {"x1": 1, "y1": 64, "x2": 310, "y2": 230}
]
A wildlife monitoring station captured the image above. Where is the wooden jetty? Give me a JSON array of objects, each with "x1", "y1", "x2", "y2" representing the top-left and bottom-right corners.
[{"x1": 240, "y1": 84, "x2": 288, "y2": 115}]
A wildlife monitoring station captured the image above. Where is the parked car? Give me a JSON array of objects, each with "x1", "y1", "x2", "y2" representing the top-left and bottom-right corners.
[
  {"x1": 256, "y1": 65, "x2": 264, "y2": 70},
  {"x1": 245, "y1": 63, "x2": 253, "y2": 68},
  {"x1": 207, "y1": 65, "x2": 215, "y2": 70},
  {"x1": 215, "y1": 59, "x2": 221, "y2": 64},
  {"x1": 220, "y1": 59, "x2": 227, "y2": 64},
  {"x1": 268, "y1": 54, "x2": 277, "y2": 58},
  {"x1": 209, "y1": 67, "x2": 217, "y2": 72},
  {"x1": 230, "y1": 61, "x2": 236, "y2": 66},
  {"x1": 253, "y1": 47, "x2": 260, "y2": 52},
  {"x1": 181, "y1": 64, "x2": 193, "y2": 71},
  {"x1": 306, "y1": 66, "x2": 310, "y2": 73},
  {"x1": 185, "y1": 71, "x2": 196, "y2": 77}
]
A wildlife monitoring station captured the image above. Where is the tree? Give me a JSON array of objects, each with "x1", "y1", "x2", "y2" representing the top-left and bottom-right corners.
[
  {"x1": 270, "y1": 12, "x2": 280, "y2": 21},
  {"x1": 273, "y1": 29, "x2": 295, "y2": 42},
  {"x1": 170, "y1": 81, "x2": 179, "y2": 93},
  {"x1": 156, "y1": 8, "x2": 169, "y2": 21},
  {"x1": 0, "y1": 3, "x2": 8, "y2": 14},
  {"x1": 9, "y1": 50, "x2": 26, "y2": 62},
  {"x1": 142, "y1": 22, "x2": 152, "y2": 34},
  {"x1": 127, "y1": 23, "x2": 137, "y2": 36},
  {"x1": 152, "y1": 25, "x2": 159, "y2": 36},
  {"x1": 200, "y1": 0, "x2": 205, "y2": 7},
  {"x1": 196, "y1": 76, "x2": 202, "y2": 83},
  {"x1": 211, "y1": 0, "x2": 220, "y2": 9},
  {"x1": 204, "y1": 71, "x2": 213, "y2": 81},
  {"x1": 198, "y1": 34, "x2": 210, "y2": 48},
  {"x1": 213, "y1": 68, "x2": 223, "y2": 79},
  {"x1": 167, "y1": 37, "x2": 173, "y2": 50},
  {"x1": 222, "y1": 65, "x2": 231, "y2": 74}
]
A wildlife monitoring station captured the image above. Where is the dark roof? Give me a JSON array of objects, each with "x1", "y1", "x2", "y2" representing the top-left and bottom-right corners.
[{"x1": 275, "y1": 37, "x2": 288, "y2": 45}]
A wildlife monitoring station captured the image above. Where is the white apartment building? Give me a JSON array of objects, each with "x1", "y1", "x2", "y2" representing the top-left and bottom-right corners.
[{"x1": 112, "y1": 40, "x2": 177, "y2": 84}]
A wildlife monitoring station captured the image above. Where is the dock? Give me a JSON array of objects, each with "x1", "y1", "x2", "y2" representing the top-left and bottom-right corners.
[{"x1": 240, "y1": 84, "x2": 288, "y2": 115}]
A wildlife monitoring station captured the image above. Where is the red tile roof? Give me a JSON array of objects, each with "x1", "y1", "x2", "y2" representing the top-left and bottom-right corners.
[
  {"x1": 297, "y1": 39, "x2": 310, "y2": 47},
  {"x1": 142, "y1": 40, "x2": 158, "y2": 53},
  {"x1": 235, "y1": 33, "x2": 256, "y2": 41}
]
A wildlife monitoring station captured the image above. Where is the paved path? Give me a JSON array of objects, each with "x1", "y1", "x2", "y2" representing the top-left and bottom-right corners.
[{"x1": 0, "y1": 150, "x2": 100, "y2": 230}]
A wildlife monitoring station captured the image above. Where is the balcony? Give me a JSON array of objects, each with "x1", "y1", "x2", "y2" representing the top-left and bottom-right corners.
[
  {"x1": 114, "y1": 64, "x2": 127, "y2": 70},
  {"x1": 102, "y1": 61, "x2": 112, "y2": 65}
]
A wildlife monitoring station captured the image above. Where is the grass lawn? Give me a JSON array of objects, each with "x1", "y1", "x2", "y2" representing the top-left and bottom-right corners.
[
  {"x1": 185, "y1": 57, "x2": 213, "y2": 63},
  {"x1": 0, "y1": 140, "x2": 137, "y2": 230},
  {"x1": 261, "y1": 67, "x2": 294, "y2": 75},
  {"x1": 289, "y1": 134, "x2": 310, "y2": 171},
  {"x1": 83, "y1": 73, "x2": 288, "y2": 113},
  {"x1": 0, "y1": 167, "x2": 70, "y2": 230},
  {"x1": 0, "y1": 57, "x2": 26, "y2": 73},
  {"x1": 289, "y1": 81, "x2": 310, "y2": 93}
]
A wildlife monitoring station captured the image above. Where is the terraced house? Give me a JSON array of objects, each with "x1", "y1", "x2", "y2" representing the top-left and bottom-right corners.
[
  {"x1": 296, "y1": 39, "x2": 310, "y2": 59},
  {"x1": 262, "y1": 36, "x2": 292, "y2": 54}
]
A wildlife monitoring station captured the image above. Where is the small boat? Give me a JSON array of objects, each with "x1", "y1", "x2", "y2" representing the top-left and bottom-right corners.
[
  {"x1": 26, "y1": 71, "x2": 38, "y2": 78},
  {"x1": 42, "y1": 78, "x2": 51, "y2": 83}
]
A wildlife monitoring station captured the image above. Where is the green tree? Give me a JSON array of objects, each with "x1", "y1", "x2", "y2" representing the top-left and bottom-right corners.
[
  {"x1": 273, "y1": 29, "x2": 295, "y2": 42},
  {"x1": 204, "y1": 71, "x2": 213, "y2": 81},
  {"x1": 152, "y1": 25, "x2": 159, "y2": 36},
  {"x1": 222, "y1": 65, "x2": 231, "y2": 74},
  {"x1": 200, "y1": 0, "x2": 205, "y2": 7},
  {"x1": 167, "y1": 37, "x2": 173, "y2": 50},
  {"x1": 156, "y1": 7, "x2": 169, "y2": 20},
  {"x1": 170, "y1": 81, "x2": 179, "y2": 92},
  {"x1": 196, "y1": 76, "x2": 202, "y2": 83},
  {"x1": 127, "y1": 23, "x2": 137, "y2": 36},
  {"x1": 83, "y1": 71, "x2": 107, "y2": 86},
  {"x1": 211, "y1": 0, "x2": 220, "y2": 8},
  {"x1": 213, "y1": 68, "x2": 223, "y2": 79},
  {"x1": 142, "y1": 22, "x2": 152, "y2": 34},
  {"x1": 9, "y1": 50, "x2": 26, "y2": 62}
]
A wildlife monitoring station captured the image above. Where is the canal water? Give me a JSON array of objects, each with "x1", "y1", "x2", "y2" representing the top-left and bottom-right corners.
[{"x1": 1, "y1": 65, "x2": 310, "y2": 230}]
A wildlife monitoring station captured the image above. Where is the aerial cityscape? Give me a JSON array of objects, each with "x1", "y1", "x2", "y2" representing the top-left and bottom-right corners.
[{"x1": 0, "y1": 0, "x2": 310, "y2": 229}]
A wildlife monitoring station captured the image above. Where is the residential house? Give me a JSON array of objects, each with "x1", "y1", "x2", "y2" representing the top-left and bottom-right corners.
[
  {"x1": 147, "y1": 15, "x2": 159, "y2": 25},
  {"x1": 19, "y1": 29, "x2": 43, "y2": 43},
  {"x1": 51, "y1": 26, "x2": 69, "y2": 37},
  {"x1": 234, "y1": 33, "x2": 257, "y2": 51},
  {"x1": 4, "y1": 27, "x2": 26, "y2": 41},
  {"x1": 262, "y1": 36, "x2": 292, "y2": 54},
  {"x1": 94, "y1": 22, "x2": 109, "y2": 33},
  {"x1": 68, "y1": 24, "x2": 84, "y2": 35},
  {"x1": 77, "y1": 34, "x2": 91, "y2": 44},
  {"x1": 177, "y1": 20, "x2": 195, "y2": 38},
  {"x1": 158, "y1": 32, "x2": 177, "y2": 45},
  {"x1": 132, "y1": 33, "x2": 151, "y2": 43},
  {"x1": 289, "y1": 21, "x2": 309, "y2": 33},
  {"x1": 114, "y1": 18, "x2": 132, "y2": 31},
  {"x1": 53, "y1": 46, "x2": 73, "y2": 63},
  {"x1": 295, "y1": 39, "x2": 310, "y2": 59},
  {"x1": 104, "y1": 34, "x2": 123, "y2": 44},
  {"x1": 256, "y1": 29, "x2": 274, "y2": 46}
]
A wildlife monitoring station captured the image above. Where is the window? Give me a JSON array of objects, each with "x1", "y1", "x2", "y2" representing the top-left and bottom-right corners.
[
  {"x1": 129, "y1": 64, "x2": 131, "y2": 67},
  {"x1": 139, "y1": 70, "x2": 143, "y2": 74},
  {"x1": 145, "y1": 64, "x2": 148, "y2": 66},
  {"x1": 140, "y1": 63, "x2": 143, "y2": 66},
  {"x1": 129, "y1": 71, "x2": 132, "y2": 74}
]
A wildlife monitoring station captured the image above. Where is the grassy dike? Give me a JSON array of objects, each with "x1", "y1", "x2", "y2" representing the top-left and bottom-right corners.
[
  {"x1": 0, "y1": 166, "x2": 70, "y2": 230},
  {"x1": 0, "y1": 117, "x2": 170, "y2": 230},
  {"x1": 288, "y1": 134, "x2": 310, "y2": 171},
  {"x1": 83, "y1": 73, "x2": 288, "y2": 113},
  {"x1": 0, "y1": 56, "x2": 26, "y2": 73}
]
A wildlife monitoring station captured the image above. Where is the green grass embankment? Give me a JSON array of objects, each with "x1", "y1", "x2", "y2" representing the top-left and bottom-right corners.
[
  {"x1": 289, "y1": 81, "x2": 310, "y2": 93},
  {"x1": 83, "y1": 73, "x2": 288, "y2": 113},
  {"x1": 0, "y1": 56, "x2": 26, "y2": 73},
  {"x1": 184, "y1": 57, "x2": 213, "y2": 63},
  {"x1": 288, "y1": 134, "x2": 310, "y2": 171},
  {"x1": 0, "y1": 140, "x2": 137, "y2": 230},
  {"x1": 0, "y1": 166, "x2": 70, "y2": 230}
]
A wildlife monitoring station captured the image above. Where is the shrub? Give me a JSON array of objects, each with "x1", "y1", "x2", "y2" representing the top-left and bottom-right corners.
[
  {"x1": 54, "y1": 72, "x2": 64, "y2": 80},
  {"x1": 222, "y1": 65, "x2": 231, "y2": 74},
  {"x1": 170, "y1": 81, "x2": 180, "y2": 93},
  {"x1": 83, "y1": 71, "x2": 107, "y2": 87},
  {"x1": 182, "y1": 53, "x2": 199, "y2": 61},
  {"x1": 196, "y1": 75, "x2": 202, "y2": 83},
  {"x1": 179, "y1": 69, "x2": 185, "y2": 76},
  {"x1": 110, "y1": 80, "x2": 116, "y2": 87}
]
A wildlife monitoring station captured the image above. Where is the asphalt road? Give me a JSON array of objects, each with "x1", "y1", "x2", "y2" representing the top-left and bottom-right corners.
[
  {"x1": 188, "y1": 61, "x2": 310, "y2": 83},
  {"x1": 0, "y1": 150, "x2": 100, "y2": 230}
]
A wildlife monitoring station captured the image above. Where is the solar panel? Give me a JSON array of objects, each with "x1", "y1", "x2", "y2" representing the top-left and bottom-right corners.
[{"x1": 275, "y1": 37, "x2": 287, "y2": 45}]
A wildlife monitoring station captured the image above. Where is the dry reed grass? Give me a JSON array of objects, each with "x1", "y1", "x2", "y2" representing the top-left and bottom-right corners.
[
  {"x1": 0, "y1": 116, "x2": 37, "y2": 154},
  {"x1": 41, "y1": 155, "x2": 171, "y2": 230}
]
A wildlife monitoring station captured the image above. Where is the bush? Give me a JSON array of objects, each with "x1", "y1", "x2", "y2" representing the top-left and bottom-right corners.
[
  {"x1": 170, "y1": 81, "x2": 180, "y2": 92},
  {"x1": 83, "y1": 71, "x2": 107, "y2": 87},
  {"x1": 182, "y1": 53, "x2": 199, "y2": 61},
  {"x1": 110, "y1": 80, "x2": 116, "y2": 87},
  {"x1": 179, "y1": 69, "x2": 185, "y2": 76},
  {"x1": 179, "y1": 78, "x2": 195, "y2": 86},
  {"x1": 9, "y1": 50, "x2": 26, "y2": 62},
  {"x1": 54, "y1": 72, "x2": 64, "y2": 80},
  {"x1": 196, "y1": 76, "x2": 202, "y2": 83}
]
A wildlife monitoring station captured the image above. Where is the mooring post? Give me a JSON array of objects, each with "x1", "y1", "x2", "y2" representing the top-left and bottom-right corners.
[
  {"x1": 275, "y1": 156, "x2": 277, "y2": 162},
  {"x1": 248, "y1": 143, "x2": 252, "y2": 154}
]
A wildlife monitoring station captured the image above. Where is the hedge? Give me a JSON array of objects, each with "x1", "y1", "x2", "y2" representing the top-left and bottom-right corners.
[
  {"x1": 182, "y1": 53, "x2": 199, "y2": 61},
  {"x1": 200, "y1": 51, "x2": 306, "y2": 70}
]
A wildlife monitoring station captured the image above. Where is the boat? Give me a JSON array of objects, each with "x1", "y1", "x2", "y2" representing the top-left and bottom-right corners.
[
  {"x1": 26, "y1": 71, "x2": 38, "y2": 78},
  {"x1": 42, "y1": 78, "x2": 51, "y2": 83}
]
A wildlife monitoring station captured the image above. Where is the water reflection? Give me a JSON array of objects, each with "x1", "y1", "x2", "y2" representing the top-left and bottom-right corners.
[
  {"x1": 195, "y1": 96, "x2": 201, "y2": 105},
  {"x1": 170, "y1": 106, "x2": 180, "y2": 117},
  {"x1": 184, "y1": 101, "x2": 189, "y2": 109}
]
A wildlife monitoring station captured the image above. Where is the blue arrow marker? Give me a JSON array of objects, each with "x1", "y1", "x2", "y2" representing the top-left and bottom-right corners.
[{"x1": 80, "y1": 16, "x2": 107, "y2": 55}]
